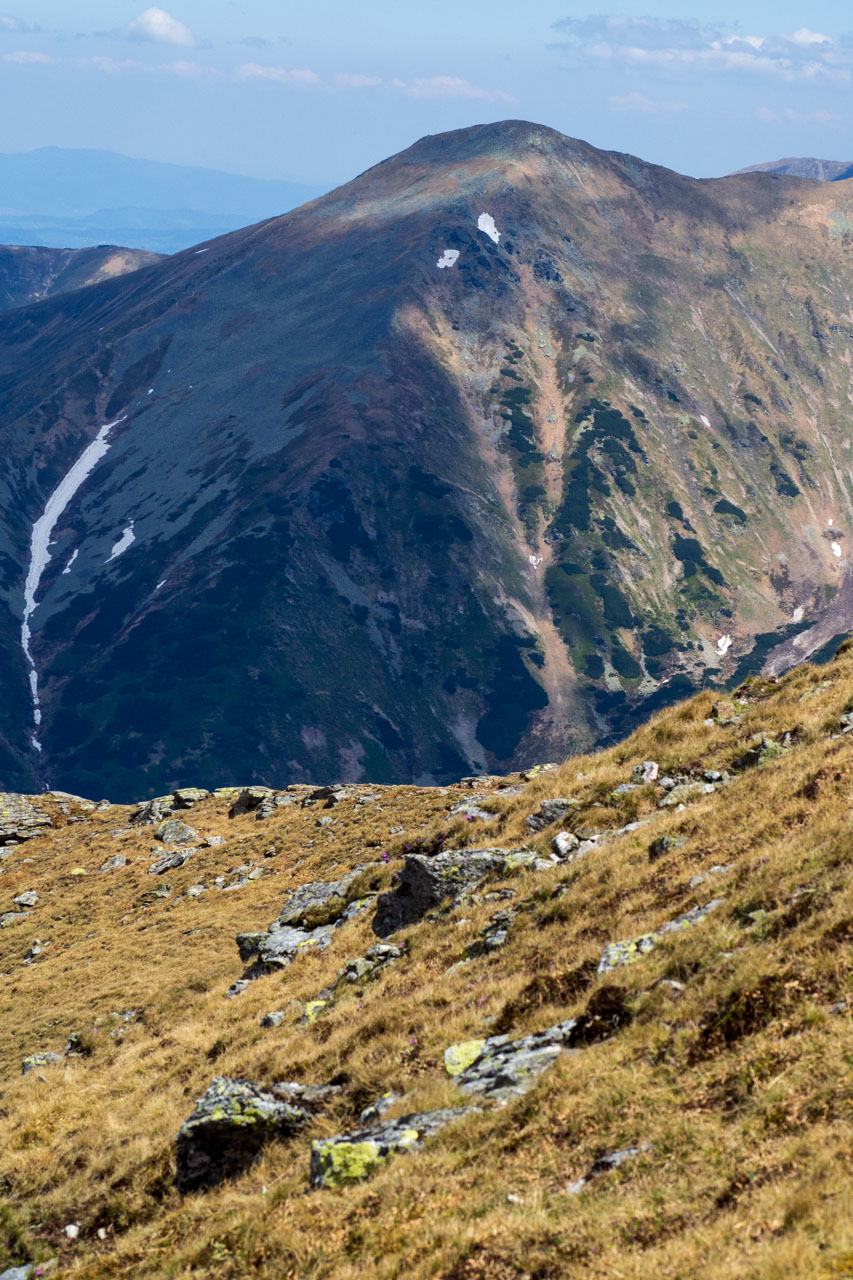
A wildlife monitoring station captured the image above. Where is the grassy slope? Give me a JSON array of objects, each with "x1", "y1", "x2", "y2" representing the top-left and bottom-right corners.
[{"x1": 1, "y1": 646, "x2": 853, "y2": 1278}]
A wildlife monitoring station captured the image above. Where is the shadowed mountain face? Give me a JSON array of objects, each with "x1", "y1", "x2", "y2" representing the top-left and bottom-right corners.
[
  {"x1": 0, "y1": 244, "x2": 162, "y2": 312},
  {"x1": 3, "y1": 119, "x2": 853, "y2": 799},
  {"x1": 734, "y1": 157, "x2": 853, "y2": 182}
]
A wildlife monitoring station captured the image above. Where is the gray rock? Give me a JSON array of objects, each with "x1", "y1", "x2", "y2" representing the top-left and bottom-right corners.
[
  {"x1": 13, "y1": 891, "x2": 38, "y2": 908},
  {"x1": 99, "y1": 853, "x2": 127, "y2": 873},
  {"x1": 631, "y1": 761, "x2": 659, "y2": 784},
  {"x1": 450, "y1": 797, "x2": 499, "y2": 822},
  {"x1": 732, "y1": 734, "x2": 784, "y2": 771},
  {"x1": 358, "y1": 1090, "x2": 403, "y2": 1126},
  {"x1": 658, "y1": 781, "x2": 714, "y2": 808},
  {"x1": 566, "y1": 1144, "x2": 649, "y2": 1194},
  {"x1": 228, "y1": 787, "x2": 274, "y2": 818},
  {"x1": 172, "y1": 788, "x2": 210, "y2": 809},
  {"x1": 372, "y1": 848, "x2": 511, "y2": 936},
  {"x1": 648, "y1": 835, "x2": 685, "y2": 862},
  {"x1": 337, "y1": 943, "x2": 403, "y2": 985},
  {"x1": 131, "y1": 795, "x2": 174, "y2": 826},
  {"x1": 275, "y1": 872, "x2": 361, "y2": 929},
  {"x1": 22, "y1": 1051, "x2": 62, "y2": 1075},
  {"x1": 1, "y1": 912, "x2": 31, "y2": 928},
  {"x1": 261, "y1": 1010, "x2": 287, "y2": 1028},
  {"x1": 525, "y1": 799, "x2": 579, "y2": 832},
  {"x1": 310, "y1": 1108, "x2": 471, "y2": 1188},
  {"x1": 446, "y1": 1020, "x2": 579, "y2": 1101},
  {"x1": 175, "y1": 1077, "x2": 318, "y2": 1191},
  {"x1": 259, "y1": 923, "x2": 335, "y2": 968},
  {"x1": 0, "y1": 794, "x2": 52, "y2": 846},
  {"x1": 598, "y1": 899, "x2": 725, "y2": 975},
  {"x1": 552, "y1": 831, "x2": 581, "y2": 859},
  {"x1": 0, "y1": 1265, "x2": 35, "y2": 1280},
  {"x1": 155, "y1": 818, "x2": 199, "y2": 846},
  {"x1": 462, "y1": 909, "x2": 515, "y2": 960},
  {"x1": 149, "y1": 850, "x2": 194, "y2": 875}
]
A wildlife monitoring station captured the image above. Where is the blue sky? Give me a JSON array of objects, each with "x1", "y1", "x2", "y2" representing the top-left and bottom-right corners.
[{"x1": 0, "y1": 2, "x2": 850, "y2": 183}]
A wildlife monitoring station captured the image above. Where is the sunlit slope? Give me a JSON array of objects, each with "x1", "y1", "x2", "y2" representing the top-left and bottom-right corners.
[
  {"x1": 0, "y1": 646, "x2": 852, "y2": 1277},
  {"x1": 3, "y1": 121, "x2": 853, "y2": 795}
]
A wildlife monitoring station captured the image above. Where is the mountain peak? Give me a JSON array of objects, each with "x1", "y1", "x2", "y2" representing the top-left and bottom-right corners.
[{"x1": 732, "y1": 156, "x2": 853, "y2": 182}]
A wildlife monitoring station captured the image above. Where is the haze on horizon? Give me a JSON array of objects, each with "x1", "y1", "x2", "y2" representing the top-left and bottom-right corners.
[{"x1": 0, "y1": 0, "x2": 851, "y2": 189}]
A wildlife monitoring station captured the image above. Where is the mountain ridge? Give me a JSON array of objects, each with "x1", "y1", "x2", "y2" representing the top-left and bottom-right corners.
[{"x1": 2, "y1": 119, "x2": 853, "y2": 798}]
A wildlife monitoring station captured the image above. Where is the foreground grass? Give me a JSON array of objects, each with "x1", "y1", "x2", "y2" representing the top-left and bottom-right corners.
[{"x1": 1, "y1": 650, "x2": 853, "y2": 1277}]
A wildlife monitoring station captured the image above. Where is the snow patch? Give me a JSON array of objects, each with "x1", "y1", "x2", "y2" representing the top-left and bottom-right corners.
[
  {"x1": 477, "y1": 212, "x2": 500, "y2": 244},
  {"x1": 194, "y1": 248, "x2": 209, "y2": 254},
  {"x1": 716, "y1": 635, "x2": 733, "y2": 656},
  {"x1": 106, "y1": 522, "x2": 136, "y2": 563},
  {"x1": 147, "y1": 387, "x2": 154, "y2": 395},
  {"x1": 528, "y1": 554, "x2": 542, "y2": 568},
  {"x1": 155, "y1": 580, "x2": 166, "y2": 591},
  {"x1": 699, "y1": 414, "x2": 711, "y2": 428},
  {"x1": 792, "y1": 606, "x2": 804, "y2": 623},
  {"x1": 436, "y1": 249, "x2": 459, "y2": 269},
  {"x1": 21, "y1": 416, "x2": 127, "y2": 746},
  {"x1": 61, "y1": 549, "x2": 78, "y2": 575},
  {"x1": 832, "y1": 541, "x2": 842, "y2": 558}
]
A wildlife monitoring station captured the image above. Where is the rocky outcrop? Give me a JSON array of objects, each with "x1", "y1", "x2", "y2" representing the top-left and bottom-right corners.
[
  {"x1": 175, "y1": 1078, "x2": 339, "y2": 1192},
  {"x1": 597, "y1": 900, "x2": 725, "y2": 975},
  {"x1": 310, "y1": 1109, "x2": 471, "y2": 1189},
  {"x1": 444, "y1": 1020, "x2": 579, "y2": 1101},
  {"x1": 0, "y1": 794, "x2": 52, "y2": 846},
  {"x1": 373, "y1": 847, "x2": 546, "y2": 936}
]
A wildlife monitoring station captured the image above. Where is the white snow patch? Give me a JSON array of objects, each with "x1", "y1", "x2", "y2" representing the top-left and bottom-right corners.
[
  {"x1": 436, "y1": 249, "x2": 460, "y2": 269},
  {"x1": 61, "y1": 549, "x2": 79, "y2": 575},
  {"x1": 147, "y1": 387, "x2": 154, "y2": 395},
  {"x1": 716, "y1": 634, "x2": 733, "y2": 656},
  {"x1": 194, "y1": 248, "x2": 209, "y2": 254},
  {"x1": 21, "y1": 416, "x2": 127, "y2": 744},
  {"x1": 792, "y1": 605, "x2": 804, "y2": 623},
  {"x1": 528, "y1": 554, "x2": 542, "y2": 568},
  {"x1": 106, "y1": 522, "x2": 136, "y2": 563},
  {"x1": 477, "y1": 212, "x2": 500, "y2": 244},
  {"x1": 832, "y1": 541, "x2": 842, "y2": 558},
  {"x1": 155, "y1": 580, "x2": 166, "y2": 591},
  {"x1": 699, "y1": 414, "x2": 711, "y2": 428}
]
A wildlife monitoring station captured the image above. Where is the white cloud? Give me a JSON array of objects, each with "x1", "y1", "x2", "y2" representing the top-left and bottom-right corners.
[
  {"x1": 0, "y1": 13, "x2": 39, "y2": 31},
  {"x1": 405, "y1": 75, "x2": 513, "y2": 101},
  {"x1": 124, "y1": 8, "x2": 195, "y2": 48},
  {"x1": 3, "y1": 49, "x2": 59, "y2": 64},
  {"x1": 335, "y1": 73, "x2": 382, "y2": 88},
  {"x1": 235, "y1": 63, "x2": 319, "y2": 85},
  {"x1": 608, "y1": 91, "x2": 688, "y2": 113},
  {"x1": 550, "y1": 14, "x2": 853, "y2": 84},
  {"x1": 755, "y1": 104, "x2": 841, "y2": 125}
]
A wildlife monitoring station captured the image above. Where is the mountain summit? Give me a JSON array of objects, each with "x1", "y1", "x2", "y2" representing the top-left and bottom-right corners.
[
  {"x1": 733, "y1": 156, "x2": 853, "y2": 181},
  {"x1": 2, "y1": 119, "x2": 853, "y2": 798}
]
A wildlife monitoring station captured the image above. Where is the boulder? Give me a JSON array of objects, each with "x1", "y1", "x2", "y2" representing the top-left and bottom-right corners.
[
  {"x1": 658, "y1": 781, "x2": 714, "y2": 808},
  {"x1": 175, "y1": 1077, "x2": 318, "y2": 1191},
  {"x1": 155, "y1": 818, "x2": 199, "y2": 846},
  {"x1": 598, "y1": 899, "x2": 725, "y2": 975},
  {"x1": 172, "y1": 788, "x2": 210, "y2": 809},
  {"x1": 525, "y1": 799, "x2": 579, "y2": 832},
  {"x1": 149, "y1": 850, "x2": 194, "y2": 875},
  {"x1": 261, "y1": 1010, "x2": 287, "y2": 1028},
  {"x1": 99, "y1": 853, "x2": 127, "y2": 873},
  {"x1": 372, "y1": 848, "x2": 509, "y2": 936},
  {"x1": 447, "y1": 1019, "x2": 578, "y2": 1101},
  {"x1": 131, "y1": 796, "x2": 174, "y2": 826},
  {"x1": 275, "y1": 872, "x2": 362, "y2": 929},
  {"x1": 552, "y1": 831, "x2": 580, "y2": 859},
  {"x1": 631, "y1": 761, "x2": 659, "y2": 784},
  {"x1": 22, "y1": 1051, "x2": 62, "y2": 1075},
  {"x1": 0, "y1": 794, "x2": 52, "y2": 846},
  {"x1": 732, "y1": 734, "x2": 784, "y2": 771},
  {"x1": 461, "y1": 909, "x2": 515, "y2": 960},
  {"x1": 0, "y1": 1265, "x2": 35, "y2": 1280},
  {"x1": 228, "y1": 787, "x2": 274, "y2": 818},
  {"x1": 1, "y1": 912, "x2": 31, "y2": 928},
  {"x1": 13, "y1": 891, "x2": 38, "y2": 909},
  {"x1": 310, "y1": 1108, "x2": 471, "y2": 1188}
]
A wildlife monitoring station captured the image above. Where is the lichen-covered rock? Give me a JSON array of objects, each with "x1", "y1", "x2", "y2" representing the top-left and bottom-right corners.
[
  {"x1": 12, "y1": 891, "x2": 38, "y2": 908},
  {"x1": 525, "y1": 799, "x2": 579, "y2": 832},
  {"x1": 337, "y1": 944, "x2": 402, "y2": 985},
  {"x1": 373, "y1": 848, "x2": 525, "y2": 936},
  {"x1": 175, "y1": 1077, "x2": 317, "y2": 1191},
  {"x1": 171, "y1": 788, "x2": 210, "y2": 809},
  {"x1": 598, "y1": 899, "x2": 725, "y2": 975},
  {"x1": 131, "y1": 796, "x2": 174, "y2": 826},
  {"x1": 449, "y1": 1019, "x2": 578, "y2": 1100},
  {"x1": 259, "y1": 923, "x2": 336, "y2": 969},
  {"x1": 228, "y1": 787, "x2": 274, "y2": 818},
  {"x1": 310, "y1": 1108, "x2": 470, "y2": 1188},
  {"x1": 261, "y1": 1010, "x2": 287, "y2": 1028},
  {"x1": 149, "y1": 849, "x2": 194, "y2": 875},
  {"x1": 275, "y1": 872, "x2": 362, "y2": 929},
  {"x1": 631, "y1": 761, "x2": 659, "y2": 784},
  {"x1": 22, "y1": 1051, "x2": 63, "y2": 1075},
  {"x1": 99, "y1": 852, "x2": 127, "y2": 873},
  {"x1": 658, "y1": 781, "x2": 715, "y2": 808},
  {"x1": 155, "y1": 818, "x2": 199, "y2": 846},
  {"x1": 0, "y1": 794, "x2": 52, "y2": 846},
  {"x1": 732, "y1": 734, "x2": 785, "y2": 771}
]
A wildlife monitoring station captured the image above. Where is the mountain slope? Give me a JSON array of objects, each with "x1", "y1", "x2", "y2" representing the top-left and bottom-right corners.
[
  {"x1": 0, "y1": 647, "x2": 852, "y2": 1278},
  {"x1": 0, "y1": 243, "x2": 162, "y2": 312},
  {"x1": 734, "y1": 156, "x2": 853, "y2": 181},
  {"x1": 3, "y1": 119, "x2": 853, "y2": 798}
]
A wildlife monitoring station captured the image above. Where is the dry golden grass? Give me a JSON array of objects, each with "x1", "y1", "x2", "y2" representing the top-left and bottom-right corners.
[{"x1": 2, "y1": 651, "x2": 853, "y2": 1278}]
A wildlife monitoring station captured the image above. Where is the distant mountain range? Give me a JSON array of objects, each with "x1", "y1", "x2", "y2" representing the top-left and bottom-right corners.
[
  {"x1": 734, "y1": 157, "x2": 853, "y2": 181},
  {"x1": 0, "y1": 147, "x2": 329, "y2": 253},
  {"x1": 3, "y1": 120, "x2": 853, "y2": 799},
  {"x1": 0, "y1": 243, "x2": 161, "y2": 312}
]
